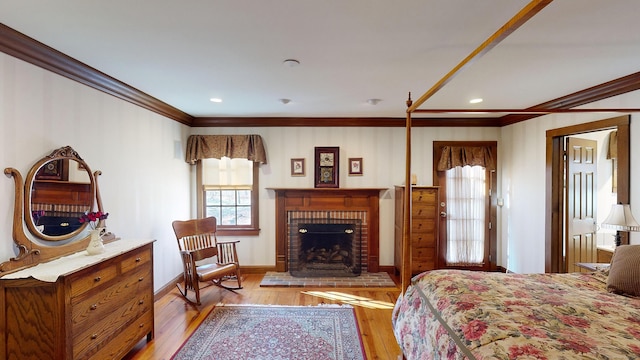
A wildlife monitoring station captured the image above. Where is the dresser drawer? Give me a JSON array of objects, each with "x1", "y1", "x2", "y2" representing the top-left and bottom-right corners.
[
  {"x1": 74, "y1": 309, "x2": 153, "y2": 360},
  {"x1": 121, "y1": 246, "x2": 152, "y2": 273},
  {"x1": 88, "y1": 310, "x2": 154, "y2": 360},
  {"x1": 71, "y1": 266, "x2": 152, "y2": 332},
  {"x1": 72, "y1": 267, "x2": 153, "y2": 359},
  {"x1": 413, "y1": 203, "x2": 437, "y2": 219},
  {"x1": 412, "y1": 189, "x2": 437, "y2": 204},
  {"x1": 412, "y1": 219, "x2": 436, "y2": 233},
  {"x1": 70, "y1": 262, "x2": 118, "y2": 298}
]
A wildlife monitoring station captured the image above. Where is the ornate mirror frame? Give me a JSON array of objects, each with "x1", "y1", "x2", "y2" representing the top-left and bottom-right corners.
[{"x1": 1, "y1": 146, "x2": 109, "y2": 274}]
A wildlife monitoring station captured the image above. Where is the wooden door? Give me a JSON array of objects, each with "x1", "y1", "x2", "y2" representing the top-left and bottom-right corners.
[
  {"x1": 436, "y1": 167, "x2": 493, "y2": 271},
  {"x1": 565, "y1": 137, "x2": 598, "y2": 273},
  {"x1": 433, "y1": 141, "x2": 497, "y2": 271}
]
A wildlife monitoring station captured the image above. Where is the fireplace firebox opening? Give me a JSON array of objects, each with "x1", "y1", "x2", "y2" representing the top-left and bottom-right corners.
[{"x1": 289, "y1": 218, "x2": 362, "y2": 277}]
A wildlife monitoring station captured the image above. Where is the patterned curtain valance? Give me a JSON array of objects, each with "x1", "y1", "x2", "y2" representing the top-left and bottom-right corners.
[
  {"x1": 436, "y1": 145, "x2": 495, "y2": 171},
  {"x1": 185, "y1": 135, "x2": 267, "y2": 164}
]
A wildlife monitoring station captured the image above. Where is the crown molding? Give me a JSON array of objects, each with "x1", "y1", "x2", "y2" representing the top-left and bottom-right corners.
[
  {"x1": 0, "y1": 24, "x2": 194, "y2": 126},
  {"x1": 1, "y1": 23, "x2": 638, "y2": 128},
  {"x1": 191, "y1": 117, "x2": 502, "y2": 127}
]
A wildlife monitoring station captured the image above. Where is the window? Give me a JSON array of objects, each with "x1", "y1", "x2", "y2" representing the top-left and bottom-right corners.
[
  {"x1": 445, "y1": 165, "x2": 486, "y2": 265},
  {"x1": 198, "y1": 157, "x2": 259, "y2": 236}
]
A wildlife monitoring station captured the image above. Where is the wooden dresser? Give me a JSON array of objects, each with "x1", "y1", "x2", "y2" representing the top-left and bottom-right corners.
[
  {"x1": 0, "y1": 239, "x2": 154, "y2": 359},
  {"x1": 394, "y1": 186, "x2": 440, "y2": 276}
]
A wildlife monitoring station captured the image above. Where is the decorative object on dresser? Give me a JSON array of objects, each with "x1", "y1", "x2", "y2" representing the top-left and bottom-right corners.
[
  {"x1": 172, "y1": 216, "x2": 242, "y2": 305},
  {"x1": 0, "y1": 146, "x2": 152, "y2": 359},
  {"x1": 79, "y1": 211, "x2": 110, "y2": 255},
  {"x1": 394, "y1": 186, "x2": 440, "y2": 275},
  {"x1": 602, "y1": 203, "x2": 640, "y2": 246},
  {"x1": 314, "y1": 146, "x2": 339, "y2": 188}
]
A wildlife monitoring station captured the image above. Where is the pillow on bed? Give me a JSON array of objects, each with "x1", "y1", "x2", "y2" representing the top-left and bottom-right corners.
[{"x1": 607, "y1": 245, "x2": 640, "y2": 297}]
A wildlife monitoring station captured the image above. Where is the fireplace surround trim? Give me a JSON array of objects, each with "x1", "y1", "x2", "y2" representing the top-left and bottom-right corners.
[{"x1": 268, "y1": 188, "x2": 387, "y2": 273}]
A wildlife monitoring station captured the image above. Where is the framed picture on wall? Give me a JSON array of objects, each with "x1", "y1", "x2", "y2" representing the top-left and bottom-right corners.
[
  {"x1": 314, "y1": 147, "x2": 339, "y2": 188},
  {"x1": 291, "y1": 158, "x2": 305, "y2": 176},
  {"x1": 348, "y1": 158, "x2": 363, "y2": 175}
]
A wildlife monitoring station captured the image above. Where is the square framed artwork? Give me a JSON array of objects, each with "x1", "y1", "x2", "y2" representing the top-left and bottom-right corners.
[
  {"x1": 291, "y1": 158, "x2": 305, "y2": 176},
  {"x1": 348, "y1": 158, "x2": 363, "y2": 175},
  {"x1": 35, "y1": 159, "x2": 67, "y2": 180},
  {"x1": 314, "y1": 147, "x2": 339, "y2": 188}
]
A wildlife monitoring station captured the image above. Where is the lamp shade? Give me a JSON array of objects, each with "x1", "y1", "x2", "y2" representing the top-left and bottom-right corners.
[{"x1": 602, "y1": 204, "x2": 640, "y2": 231}]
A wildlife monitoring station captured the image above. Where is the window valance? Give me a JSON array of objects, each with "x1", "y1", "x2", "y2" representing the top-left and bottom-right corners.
[
  {"x1": 436, "y1": 145, "x2": 495, "y2": 171},
  {"x1": 185, "y1": 135, "x2": 267, "y2": 164}
]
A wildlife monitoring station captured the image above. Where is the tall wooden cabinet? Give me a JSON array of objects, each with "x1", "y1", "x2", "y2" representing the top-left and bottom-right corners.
[
  {"x1": 0, "y1": 239, "x2": 154, "y2": 359},
  {"x1": 394, "y1": 186, "x2": 440, "y2": 276}
]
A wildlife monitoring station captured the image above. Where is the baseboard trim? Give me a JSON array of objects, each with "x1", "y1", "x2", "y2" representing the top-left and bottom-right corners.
[{"x1": 154, "y1": 265, "x2": 397, "y2": 301}]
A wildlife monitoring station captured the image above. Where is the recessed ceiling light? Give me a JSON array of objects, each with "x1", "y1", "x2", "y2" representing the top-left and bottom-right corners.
[
  {"x1": 367, "y1": 98, "x2": 382, "y2": 105},
  {"x1": 283, "y1": 59, "x2": 300, "y2": 67},
  {"x1": 210, "y1": 98, "x2": 222, "y2": 103},
  {"x1": 279, "y1": 98, "x2": 291, "y2": 104},
  {"x1": 469, "y1": 98, "x2": 483, "y2": 104}
]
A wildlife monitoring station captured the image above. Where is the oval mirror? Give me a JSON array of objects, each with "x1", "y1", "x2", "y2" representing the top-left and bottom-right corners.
[{"x1": 24, "y1": 147, "x2": 95, "y2": 241}]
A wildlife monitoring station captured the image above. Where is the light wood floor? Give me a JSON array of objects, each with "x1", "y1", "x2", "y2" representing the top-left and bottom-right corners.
[{"x1": 123, "y1": 273, "x2": 403, "y2": 360}]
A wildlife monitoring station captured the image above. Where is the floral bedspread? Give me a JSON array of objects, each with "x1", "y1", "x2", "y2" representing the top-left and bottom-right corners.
[{"x1": 392, "y1": 269, "x2": 640, "y2": 360}]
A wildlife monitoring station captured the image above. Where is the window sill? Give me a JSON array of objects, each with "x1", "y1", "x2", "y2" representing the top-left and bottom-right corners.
[{"x1": 216, "y1": 228, "x2": 260, "y2": 237}]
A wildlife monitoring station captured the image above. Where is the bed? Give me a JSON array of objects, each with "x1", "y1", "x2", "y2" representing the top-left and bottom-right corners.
[{"x1": 392, "y1": 246, "x2": 640, "y2": 359}]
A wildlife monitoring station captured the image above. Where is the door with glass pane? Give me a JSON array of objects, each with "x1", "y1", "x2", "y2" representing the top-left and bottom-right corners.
[{"x1": 433, "y1": 141, "x2": 497, "y2": 271}]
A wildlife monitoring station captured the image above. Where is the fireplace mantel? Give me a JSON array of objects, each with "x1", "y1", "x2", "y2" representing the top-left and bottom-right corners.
[{"x1": 268, "y1": 188, "x2": 387, "y2": 273}]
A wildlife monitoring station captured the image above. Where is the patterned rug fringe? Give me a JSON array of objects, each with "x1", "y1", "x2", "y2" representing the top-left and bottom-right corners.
[{"x1": 214, "y1": 302, "x2": 353, "y2": 308}]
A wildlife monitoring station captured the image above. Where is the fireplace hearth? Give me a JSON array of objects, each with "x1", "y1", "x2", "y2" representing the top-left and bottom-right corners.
[{"x1": 289, "y1": 219, "x2": 362, "y2": 277}]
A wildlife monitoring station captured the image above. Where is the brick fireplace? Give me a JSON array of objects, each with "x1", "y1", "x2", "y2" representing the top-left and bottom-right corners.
[{"x1": 270, "y1": 188, "x2": 385, "y2": 273}]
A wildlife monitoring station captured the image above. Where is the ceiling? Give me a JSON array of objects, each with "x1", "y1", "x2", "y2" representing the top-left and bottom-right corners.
[{"x1": 2, "y1": 0, "x2": 640, "y2": 122}]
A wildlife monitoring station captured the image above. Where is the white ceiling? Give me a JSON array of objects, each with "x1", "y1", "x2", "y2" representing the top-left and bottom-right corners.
[{"x1": 2, "y1": 0, "x2": 640, "y2": 119}]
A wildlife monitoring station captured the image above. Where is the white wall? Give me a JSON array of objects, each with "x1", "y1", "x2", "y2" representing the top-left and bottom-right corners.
[
  {"x1": 0, "y1": 53, "x2": 191, "y2": 291},
  {"x1": 2, "y1": 50, "x2": 638, "y2": 292},
  {"x1": 500, "y1": 94, "x2": 640, "y2": 273},
  {"x1": 191, "y1": 126, "x2": 500, "y2": 268}
]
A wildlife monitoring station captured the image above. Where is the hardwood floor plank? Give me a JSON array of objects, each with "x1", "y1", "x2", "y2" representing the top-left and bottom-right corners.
[{"x1": 123, "y1": 273, "x2": 403, "y2": 359}]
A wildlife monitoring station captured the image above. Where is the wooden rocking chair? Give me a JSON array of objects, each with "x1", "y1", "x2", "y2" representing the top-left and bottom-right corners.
[{"x1": 172, "y1": 217, "x2": 242, "y2": 305}]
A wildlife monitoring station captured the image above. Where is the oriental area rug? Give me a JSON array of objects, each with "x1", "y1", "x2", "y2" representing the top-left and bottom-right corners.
[{"x1": 171, "y1": 304, "x2": 367, "y2": 360}]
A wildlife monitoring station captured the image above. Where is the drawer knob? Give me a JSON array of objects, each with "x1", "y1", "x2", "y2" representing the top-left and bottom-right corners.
[
  {"x1": 90, "y1": 304, "x2": 97, "y2": 310},
  {"x1": 139, "y1": 300, "x2": 144, "y2": 305},
  {"x1": 91, "y1": 334, "x2": 98, "y2": 340},
  {"x1": 94, "y1": 276, "x2": 101, "y2": 282},
  {"x1": 136, "y1": 257, "x2": 142, "y2": 262},
  {"x1": 138, "y1": 277, "x2": 144, "y2": 282},
  {"x1": 139, "y1": 323, "x2": 144, "y2": 328}
]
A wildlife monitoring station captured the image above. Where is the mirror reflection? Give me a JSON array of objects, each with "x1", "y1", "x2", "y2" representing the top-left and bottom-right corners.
[{"x1": 28, "y1": 158, "x2": 93, "y2": 239}]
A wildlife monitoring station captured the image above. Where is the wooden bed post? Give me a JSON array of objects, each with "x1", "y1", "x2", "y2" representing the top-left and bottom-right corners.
[
  {"x1": 400, "y1": 0, "x2": 552, "y2": 294},
  {"x1": 402, "y1": 94, "x2": 413, "y2": 293}
]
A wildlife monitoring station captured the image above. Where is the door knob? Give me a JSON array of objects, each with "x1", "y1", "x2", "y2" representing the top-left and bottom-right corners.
[{"x1": 440, "y1": 211, "x2": 447, "y2": 217}]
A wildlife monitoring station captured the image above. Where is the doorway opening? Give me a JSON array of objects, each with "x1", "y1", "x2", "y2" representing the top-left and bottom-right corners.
[{"x1": 546, "y1": 115, "x2": 630, "y2": 273}]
